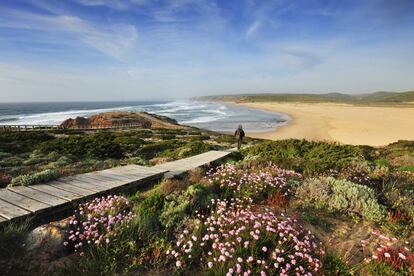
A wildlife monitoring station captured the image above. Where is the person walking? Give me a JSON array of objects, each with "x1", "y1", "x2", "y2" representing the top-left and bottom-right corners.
[{"x1": 235, "y1": 124, "x2": 245, "y2": 150}]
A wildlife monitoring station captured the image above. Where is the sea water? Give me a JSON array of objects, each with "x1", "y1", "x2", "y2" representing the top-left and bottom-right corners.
[{"x1": 0, "y1": 100, "x2": 289, "y2": 133}]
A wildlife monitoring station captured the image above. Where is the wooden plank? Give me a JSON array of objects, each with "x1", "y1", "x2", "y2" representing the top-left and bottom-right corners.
[
  {"x1": 0, "y1": 215, "x2": 7, "y2": 223},
  {"x1": 0, "y1": 198, "x2": 31, "y2": 220},
  {"x1": 29, "y1": 184, "x2": 83, "y2": 201},
  {"x1": 8, "y1": 186, "x2": 69, "y2": 206},
  {"x1": 0, "y1": 190, "x2": 51, "y2": 213},
  {"x1": 98, "y1": 173, "x2": 132, "y2": 182},
  {"x1": 57, "y1": 179, "x2": 106, "y2": 193},
  {"x1": 82, "y1": 173, "x2": 127, "y2": 184},
  {"x1": 49, "y1": 181, "x2": 97, "y2": 195},
  {"x1": 63, "y1": 175, "x2": 103, "y2": 185}
]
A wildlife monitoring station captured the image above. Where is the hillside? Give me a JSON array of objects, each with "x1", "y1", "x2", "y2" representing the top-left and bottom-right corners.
[{"x1": 198, "y1": 90, "x2": 414, "y2": 104}]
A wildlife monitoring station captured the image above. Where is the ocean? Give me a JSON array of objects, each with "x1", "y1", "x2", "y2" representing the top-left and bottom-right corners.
[{"x1": 0, "y1": 100, "x2": 289, "y2": 133}]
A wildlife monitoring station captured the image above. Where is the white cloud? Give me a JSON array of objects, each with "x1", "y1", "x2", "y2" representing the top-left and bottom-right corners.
[{"x1": 0, "y1": 9, "x2": 138, "y2": 59}]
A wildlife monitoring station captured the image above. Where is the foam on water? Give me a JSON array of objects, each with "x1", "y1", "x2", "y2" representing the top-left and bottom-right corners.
[{"x1": 0, "y1": 100, "x2": 289, "y2": 133}]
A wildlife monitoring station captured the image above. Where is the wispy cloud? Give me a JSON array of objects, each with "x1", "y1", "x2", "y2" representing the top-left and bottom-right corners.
[
  {"x1": 246, "y1": 19, "x2": 261, "y2": 38},
  {"x1": 0, "y1": 8, "x2": 138, "y2": 59}
]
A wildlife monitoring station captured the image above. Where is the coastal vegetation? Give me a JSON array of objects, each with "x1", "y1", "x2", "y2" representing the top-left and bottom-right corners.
[
  {"x1": 0, "y1": 128, "x2": 242, "y2": 188},
  {"x1": 1, "y1": 131, "x2": 414, "y2": 275}
]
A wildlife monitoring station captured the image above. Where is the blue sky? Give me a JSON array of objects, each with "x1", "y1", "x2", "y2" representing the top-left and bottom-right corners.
[{"x1": 0, "y1": 0, "x2": 414, "y2": 102}]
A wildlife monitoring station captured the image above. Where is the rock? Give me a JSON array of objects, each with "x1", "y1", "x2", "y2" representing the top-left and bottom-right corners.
[
  {"x1": 60, "y1": 116, "x2": 90, "y2": 129},
  {"x1": 59, "y1": 111, "x2": 184, "y2": 129},
  {"x1": 24, "y1": 219, "x2": 69, "y2": 256}
]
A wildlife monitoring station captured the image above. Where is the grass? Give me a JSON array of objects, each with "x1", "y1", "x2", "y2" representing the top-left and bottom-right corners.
[{"x1": 0, "y1": 218, "x2": 31, "y2": 260}]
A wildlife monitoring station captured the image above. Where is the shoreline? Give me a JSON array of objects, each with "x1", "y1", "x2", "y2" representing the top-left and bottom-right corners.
[{"x1": 230, "y1": 102, "x2": 414, "y2": 146}]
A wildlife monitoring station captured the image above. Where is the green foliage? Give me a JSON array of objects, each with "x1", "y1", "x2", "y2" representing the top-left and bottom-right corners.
[
  {"x1": 322, "y1": 252, "x2": 352, "y2": 276},
  {"x1": 37, "y1": 131, "x2": 123, "y2": 159},
  {"x1": 0, "y1": 219, "x2": 31, "y2": 260},
  {"x1": 0, "y1": 131, "x2": 54, "y2": 153},
  {"x1": 114, "y1": 135, "x2": 145, "y2": 152},
  {"x1": 159, "y1": 184, "x2": 212, "y2": 229},
  {"x1": 9, "y1": 169, "x2": 60, "y2": 186},
  {"x1": 162, "y1": 141, "x2": 217, "y2": 159},
  {"x1": 364, "y1": 261, "x2": 400, "y2": 276},
  {"x1": 136, "y1": 140, "x2": 184, "y2": 159},
  {"x1": 243, "y1": 139, "x2": 366, "y2": 175},
  {"x1": 296, "y1": 177, "x2": 386, "y2": 221},
  {"x1": 135, "y1": 192, "x2": 164, "y2": 238},
  {"x1": 398, "y1": 165, "x2": 414, "y2": 172}
]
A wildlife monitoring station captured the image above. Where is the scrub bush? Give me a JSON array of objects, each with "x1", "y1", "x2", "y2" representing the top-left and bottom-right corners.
[
  {"x1": 296, "y1": 177, "x2": 386, "y2": 221},
  {"x1": 243, "y1": 139, "x2": 366, "y2": 175},
  {"x1": 9, "y1": 169, "x2": 60, "y2": 186}
]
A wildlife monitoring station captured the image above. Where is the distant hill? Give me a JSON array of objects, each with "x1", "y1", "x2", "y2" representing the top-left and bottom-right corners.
[{"x1": 198, "y1": 91, "x2": 414, "y2": 104}]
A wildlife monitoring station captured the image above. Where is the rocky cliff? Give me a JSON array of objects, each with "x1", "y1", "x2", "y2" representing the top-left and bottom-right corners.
[{"x1": 60, "y1": 112, "x2": 181, "y2": 129}]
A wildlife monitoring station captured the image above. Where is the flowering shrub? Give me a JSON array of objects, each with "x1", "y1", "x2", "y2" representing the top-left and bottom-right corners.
[
  {"x1": 167, "y1": 197, "x2": 324, "y2": 275},
  {"x1": 361, "y1": 231, "x2": 414, "y2": 274},
  {"x1": 296, "y1": 177, "x2": 386, "y2": 221},
  {"x1": 65, "y1": 195, "x2": 134, "y2": 253},
  {"x1": 206, "y1": 162, "x2": 302, "y2": 201}
]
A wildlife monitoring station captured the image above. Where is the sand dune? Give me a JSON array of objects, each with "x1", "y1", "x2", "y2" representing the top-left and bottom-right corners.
[{"x1": 240, "y1": 102, "x2": 414, "y2": 146}]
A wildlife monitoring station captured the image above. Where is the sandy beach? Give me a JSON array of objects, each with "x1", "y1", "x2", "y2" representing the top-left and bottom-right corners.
[{"x1": 239, "y1": 102, "x2": 414, "y2": 146}]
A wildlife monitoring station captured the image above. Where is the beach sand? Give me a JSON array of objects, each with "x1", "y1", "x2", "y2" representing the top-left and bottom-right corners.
[{"x1": 239, "y1": 102, "x2": 414, "y2": 146}]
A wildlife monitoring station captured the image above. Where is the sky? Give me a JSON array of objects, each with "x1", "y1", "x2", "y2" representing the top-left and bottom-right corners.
[{"x1": 0, "y1": 0, "x2": 414, "y2": 102}]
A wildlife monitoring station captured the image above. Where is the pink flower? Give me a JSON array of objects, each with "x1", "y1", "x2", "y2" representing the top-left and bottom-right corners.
[
  {"x1": 398, "y1": 253, "x2": 406, "y2": 260},
  {"x1": 384, "y1": 252, "x2": 391, "y2": 258},
  {"x1": 262, "y1": 246, "x2": 268, "y2": 252},
  {"x1": 176, "y1": 261, "x2": 182, "y2": 267},
  {"x1": 208, "y1": 262, "x2": 213, "y2": 268}
]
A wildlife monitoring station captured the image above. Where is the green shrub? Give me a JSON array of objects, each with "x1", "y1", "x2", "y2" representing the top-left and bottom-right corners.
[
  {"x1": 296, "y1": 177, "x2": 386, "y2": 221},
  {"x1": 322, "y1": 252, "x2": 352, "y2": 276},
  {"x1": 0, "y1": 218, "x2": 31, "y2": 260},
  {"x1": 137, "y1": 140, "x2": 183, "y2": 159},
  {"x1": 398, "y1": 165, "x2": 414, "y2": 172},
  {"x1": 0, "y1": 132, "x2": 54, "y2": 153},
  {"x1": 37, "y1": 131, "x2": 123, "y2": 159},
  {"x1": 159, "y1": 184, "x2": 212, "y2": 229},
  {"x1": 243, "y1": 139, "x2": 367, "y2": 175},
  {"x1": 162, "y1": 141, "x2": 217, "y2": 159},
  {"x1": 114, "y1": 135, "x2": 145, "y2": 152},
  {"x1": 135, "y1": 192, "x2": 164, "y2": 238},
  {"x1": 9, "y1": 169, "x2": 60, "y2": 186}
]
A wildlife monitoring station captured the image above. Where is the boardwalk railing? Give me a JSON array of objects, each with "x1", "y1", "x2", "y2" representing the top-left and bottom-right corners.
[{"x1": 0, "y1": 123, "x2": 152, "y2": 132}]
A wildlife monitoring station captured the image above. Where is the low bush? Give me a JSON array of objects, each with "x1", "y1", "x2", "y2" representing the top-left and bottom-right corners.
[
  {"x1": 243, "y1": 139, "x2": 367, "y2": 175},
  {"x1": 167, "y1": 197, "x2": 324, "y2": 275},
  {"x1": 162, "y1": 141, "x2": 217, "y2": 159},
  {"x1": 135, "y1": 192, "x2": 164, "y2": 238},
  {"x1": 160, "y1": 184, "x2": 212, "y2": 230},
  {"x1": 65, "y1": 195, "x2": 134, "y2": 253},
  {"x1": 296, "y1": 177, "x2": 386, "y2": 221},
  {"x1": 137, "y1": 140, "x2": 184, "y2": 159},
  {"x1": 37, "y1": 132, "x2": 123, "y2": 159},
  {"x1": 207, "y1": 162, "x2": 302, "y2": 202},
  {"x1": 0, "y1": 131, "x2": 54, "y2": 153},
  {"x1": 9, "y1": 169, "x2": 60, "y2": 186}
]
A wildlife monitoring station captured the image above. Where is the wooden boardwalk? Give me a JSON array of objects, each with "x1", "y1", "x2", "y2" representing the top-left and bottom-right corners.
[{"x1": 0, "y1": 150, "x2": 232, "y2": 226}]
